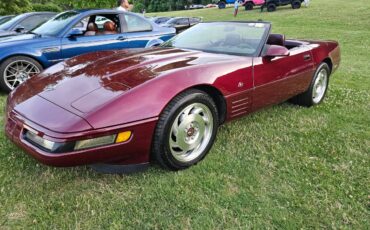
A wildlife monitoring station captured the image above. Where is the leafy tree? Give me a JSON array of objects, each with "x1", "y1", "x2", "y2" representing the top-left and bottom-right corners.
[{"x1": 0, "y1": 0, "x2": 32, "y2": 15}]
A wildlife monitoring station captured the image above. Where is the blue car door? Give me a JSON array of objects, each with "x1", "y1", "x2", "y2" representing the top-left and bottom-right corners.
[
  {"x1": 120, "y1": 13, "x2": 160, "y2": 48},
  {"x1": 61, "y1": 14, "x2": 130, "y2": 60}
]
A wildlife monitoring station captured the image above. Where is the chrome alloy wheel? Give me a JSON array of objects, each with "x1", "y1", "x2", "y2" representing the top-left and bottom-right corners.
[
  {"x1": 4, "y1": 60, "x2": 40, "y2": 90},
  {"x1": 169, "y1": 103, "x2": 214, "y2": 163},
  {"x1": 312, "y1": 68, "x2": 328, "y2": 104}
]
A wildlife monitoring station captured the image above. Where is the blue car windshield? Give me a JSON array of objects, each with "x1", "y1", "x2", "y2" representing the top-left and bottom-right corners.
[
  {"x1": 32, "y1": 11, "x2": 80, "y2": 36},
  {"x1": 0, "y1": 16, "x2": 14, "y2": 26},
  {"x1": 0, "y1": 14, "x2": 25, "y2": 30},
  {"x1": 161, "y1": 22, "x2": 270, "y2": 57}
]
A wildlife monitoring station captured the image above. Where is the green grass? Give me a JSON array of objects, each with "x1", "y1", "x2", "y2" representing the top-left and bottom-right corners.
[{"x1": 1, "y1": 0, "x2": 369, "y2": 228}]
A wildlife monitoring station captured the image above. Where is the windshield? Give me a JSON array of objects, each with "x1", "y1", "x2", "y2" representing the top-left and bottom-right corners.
[
  {"x1": 0, "y1": 16, "x2": 14, "y2": 26},
  {"x1": 161, "y1": 22, "x2": 270, "y2": 56},
  {"x1": 32, "y1": 11, "x2": 80, "y2": 36},
  {"x1": 164, "y1": 18, "x2": 179, "y2": 26},
  {"x1": 0, "y1": 14, "x2": 25, "y2": 30}
]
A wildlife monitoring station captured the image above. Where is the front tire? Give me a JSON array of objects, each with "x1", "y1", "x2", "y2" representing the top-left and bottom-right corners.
[
  {"x1": 291, "y1": 63, "x2": 330, "y2": 107},
  {"x1": 0, "y1": 56, "x2": 43, "y2": 93},
  {"x1": 152, "y1": 89, "x2": 219, "y2": 171},
  {"x1": 245, "y1": 2, "x2": 254, "y2": 10},
  {"x1": 267, "y1": 3, "x2": 277, "y2": 12},
  {"x1": 218, "y1": 1, "x2": 226, "y2": 9},
  {"x1": 291, "y1": 0, "x2": 302, "y2": 9}
]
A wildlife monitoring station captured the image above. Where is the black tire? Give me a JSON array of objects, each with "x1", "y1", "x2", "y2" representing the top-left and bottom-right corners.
[
  {"x1": 290, "y1": 63, "x2": 331, "y2": 107},
  {"x1": 291, "y1": 0, "x2": 301, "y2": 9},
  {"x1": 0, "y1": 56, "x2": 43, "y2": 93},
  {"x1": 152, "y1": 89, "x2": 219, "y2": 171},
  {"x1": 218, "y1": 1, "x2": 226, "y2": 9},
  {"x1": 267, "y1": 3, "x2": 277, "y2": 12},
  {"x1": 245, "y1": 2, "x2": 254, "y2": 10}
]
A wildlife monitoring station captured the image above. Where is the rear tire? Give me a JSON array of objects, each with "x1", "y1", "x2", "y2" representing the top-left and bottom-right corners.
[
  {"x1": 0, "y1": 56, "x2": 43, "y2": 93},
  {"x1": 152, "y1": 89, "x2": 219, "y2": 171},
  {"x1": 245, "y1": 2, "x2": 254, "y2": 10},
  {"x1": 291, "y1": 0, "x2": 301, "y2": 9},
  {"x1": 267, "y1": 3, "x2": 277, "y2": 12},
  {"x1": 290, "y1": 63, "x2": 330, "y2": 107},
  {"x1": 218, "y1": 1, "x2": 226, "y2": 9}
]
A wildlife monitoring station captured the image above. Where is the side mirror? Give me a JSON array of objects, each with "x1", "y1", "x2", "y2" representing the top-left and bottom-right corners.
[
  {"x1": 14, "y1": 26, "x2": 25, "y2": 33},
  {"x1": 264, "y1": 45, "x2": 290, "y2": 58},
  {"x1": 67, "y1": 28, "x2": 84, "y2": 37}
]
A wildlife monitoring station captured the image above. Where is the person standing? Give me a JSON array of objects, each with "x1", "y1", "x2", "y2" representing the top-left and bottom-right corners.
[
  {"x1": 260, "y1": 0, "x2": 267, "y2": 12},
  {"x1": 234, "y1": 0, "x2": 239, "y2": 17},
  {"x1": 117, "y1": 0, "x2": 130, "y2": 11}
]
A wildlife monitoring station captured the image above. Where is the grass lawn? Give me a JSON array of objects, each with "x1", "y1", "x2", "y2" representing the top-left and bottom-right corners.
[{"x1": 0, "y1": 0, "x2": 369, "y2": 228}]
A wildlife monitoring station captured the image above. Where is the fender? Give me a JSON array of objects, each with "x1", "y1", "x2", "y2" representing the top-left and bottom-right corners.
[
  {"x1": 145, "y1": 38, "x2": 164, "y2": 48},
  {"x1": 0, "y1": 47, "x2": 49, "y2": 67}
]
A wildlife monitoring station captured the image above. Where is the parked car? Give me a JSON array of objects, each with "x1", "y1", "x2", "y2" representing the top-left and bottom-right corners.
[
  {"x1": 0, "y1": 9, "x2": 176, "y2": 92},
  {"x1": 242, "y1": 0, "x2": 265, "y2": 10},
  {"x1": 0, "y1": 15, "x2": 15, "y2": 25},
  {"x1": 243, "y1": 0, "x2": 303, "y2": 11},
  {"x1": 205, "y1": 4, "x2": 218, "y2": 8},
  {"x1": 161, "y1": 17, "x2": 202, "y2": 33},
  {"x1": 217, "y1": 0, "x2": 244, "y2": 9},
  {"x1": 5, "y1": 21, "x2": 340, "y2": 173},
  {"x1": 0, "y1": 12, "x2": 56, "y2": 37},
  {"x1": 188, "y1": 4, "x2": 206, "y2": 9},
  {"x1": 151, "y1": 16, "x2": 172, "y2": 25}
]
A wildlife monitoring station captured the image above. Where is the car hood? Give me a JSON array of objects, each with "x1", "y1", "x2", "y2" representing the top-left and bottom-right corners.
[
  {"x1": 0, "y1": 34, "x2": 53, "y2": 48},
  {"x1": 10, "y1": 47, "x2": 238, "y2": 130},
  {"x1": 0, "y1": 30, "x2": 17, "y2": 37}
]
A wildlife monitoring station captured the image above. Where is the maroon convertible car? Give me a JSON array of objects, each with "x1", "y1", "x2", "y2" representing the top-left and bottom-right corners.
[{"x1": 5, "y1": 21, "x2": 340, "y2": 173}]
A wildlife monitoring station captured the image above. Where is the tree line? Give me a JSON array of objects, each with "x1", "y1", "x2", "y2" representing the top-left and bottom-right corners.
[{"x1": 0, "y1": 0, "x2": 217, "y2": 15}]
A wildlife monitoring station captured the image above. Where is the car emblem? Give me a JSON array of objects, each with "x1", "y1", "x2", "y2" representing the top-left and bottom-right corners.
[{"x1": 238, "y1": 82, "x2": 244, "y2": 88}]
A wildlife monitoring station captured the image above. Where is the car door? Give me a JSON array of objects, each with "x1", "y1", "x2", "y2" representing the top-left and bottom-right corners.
[
  {"x1": 120, "y1": 13, "x2": 156, "y2": 48},
  {"x1": 61, "y1": 14, "x2": 131, "y2": 60},
  {"x1": 252, "y1": 45, "x2": 315, "y2": 111}
]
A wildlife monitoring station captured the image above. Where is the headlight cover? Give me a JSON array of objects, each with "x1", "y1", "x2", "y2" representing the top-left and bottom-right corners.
[
  {"x1": 24, "y1": 127, "x2": 132, "y2": 153},
  {"x1": 74, "y1": 135, "x2": 116, "y2": 151},
  {"x1": 24, "y1": 129, "x2": 74, "y2": 153},
  {"x1": 25, "y1": 130, "x2": 57, "y2": 151}
]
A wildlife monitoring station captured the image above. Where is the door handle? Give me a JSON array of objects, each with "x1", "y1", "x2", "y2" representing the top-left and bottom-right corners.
[
  {"x1": 117, "y1": 36, "x2": 127, "y2": 41},
  {"x1": 303, "y1": 54, "x2": 311, "y2": 61}
]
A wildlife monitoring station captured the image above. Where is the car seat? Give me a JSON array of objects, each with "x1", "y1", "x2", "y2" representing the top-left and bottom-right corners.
[
  {"x1": 85, "y1": 22, "x2": 98, "y2": 36},
  {"x1": 267, "y1": 34, "x2": 285, "y2": 47},
  {"x1": 103, "y1": 21, "x2": 118, "y2": 35}
]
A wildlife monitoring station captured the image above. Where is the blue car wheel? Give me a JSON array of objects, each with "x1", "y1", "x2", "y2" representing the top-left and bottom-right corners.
[{"x1": 0, "y1": 56, "x2": 43, "y2": 92}]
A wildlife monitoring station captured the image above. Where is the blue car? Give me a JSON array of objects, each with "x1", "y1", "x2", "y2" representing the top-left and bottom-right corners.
[
  {"x1": 0, "y1": 15, "x2": 15, "y2": 26},
  {"x1": 0, "y1": 12, "x2": 56, "y2": 37},
  {"x1": 0, "y1": 9, "x2": 176, "y2": 92}
]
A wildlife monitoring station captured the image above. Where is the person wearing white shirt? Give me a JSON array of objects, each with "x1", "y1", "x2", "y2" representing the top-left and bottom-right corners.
[{"x1": 117, "y1": 0, "x2": 130, "y2": 11}]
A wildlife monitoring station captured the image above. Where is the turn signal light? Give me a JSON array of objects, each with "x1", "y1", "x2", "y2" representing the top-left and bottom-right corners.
[{"x1": 116, "y1": 131, "x2": 132, "y2": 143}]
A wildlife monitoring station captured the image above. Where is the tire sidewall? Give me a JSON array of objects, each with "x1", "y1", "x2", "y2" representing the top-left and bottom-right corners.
[
  {"x1": 156, "y1": 91, "x2": 219, "y2": 169},
  {"x1": 267, "y1": 3, "x2": 276, "y2": 12},
  {"x1": 0, "y1": 56, "x2": 43, "y2": 93},
  {"x1": 292, "y1": 0, "x2": 301, "y2": 9},
  {"x1": 245, "y1": 2, "x2": 253, "y2": 10}
]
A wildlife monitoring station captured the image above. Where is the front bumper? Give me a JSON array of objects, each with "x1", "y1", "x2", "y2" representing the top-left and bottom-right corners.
[{"x1": 5, "y1": 110, "x2": 157, "y2": 167}]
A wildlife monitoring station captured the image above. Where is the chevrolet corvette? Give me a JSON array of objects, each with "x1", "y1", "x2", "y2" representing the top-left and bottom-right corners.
[{"x1": 5, "y1": 21, "x2": 340, "y2": 173}]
